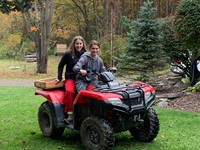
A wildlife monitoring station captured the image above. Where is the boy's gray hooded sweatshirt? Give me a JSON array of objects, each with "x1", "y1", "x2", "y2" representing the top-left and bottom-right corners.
[{"x1": 73, "y1": 52, "x2": 106, "y2": 84}]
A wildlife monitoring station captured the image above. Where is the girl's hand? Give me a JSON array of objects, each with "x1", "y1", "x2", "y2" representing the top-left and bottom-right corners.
[
  {"x1": 55, "y1": 78, "x2": 60, "y2": 84},
  {"x1": 80, "y1": 69, "x2": 87, "y2": 75}
]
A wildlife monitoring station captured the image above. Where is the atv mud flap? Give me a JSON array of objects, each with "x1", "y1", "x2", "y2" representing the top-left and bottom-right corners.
[{"x1": 49, "y1": 102, "x2": 66, "y2": 128}]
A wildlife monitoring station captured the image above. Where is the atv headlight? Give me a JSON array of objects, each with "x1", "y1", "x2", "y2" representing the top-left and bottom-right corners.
[
  {"x1": 108, "y1": 98, "x2": 123, "y2": 105},
  {"x1": 144, "y1": 92, "x2": 151, "y2": 100}
]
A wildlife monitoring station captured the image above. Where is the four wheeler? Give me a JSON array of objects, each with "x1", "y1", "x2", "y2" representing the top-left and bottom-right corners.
[{"x1": 35, "y1": 71, "x2": 160, "y2": 150}]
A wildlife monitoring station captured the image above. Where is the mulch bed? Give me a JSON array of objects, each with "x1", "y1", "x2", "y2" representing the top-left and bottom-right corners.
[
  {"x1": 155, "y1": 85, "x2": 200, "y2": 113},
  {"x1": 167, "y1": 92, "x2": 200, "y2": 113}
]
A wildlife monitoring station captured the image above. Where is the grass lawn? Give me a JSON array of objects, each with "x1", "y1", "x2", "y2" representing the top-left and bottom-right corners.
[
  {"x1": 0, "y1": 86, "x2": 200, "y2": 150},
  {"x1": 0, "y1": 56, "x2": 62, "y2": 80},
  {"x1": 0, "y1": 57, "x2": 170, "y2": 81}
]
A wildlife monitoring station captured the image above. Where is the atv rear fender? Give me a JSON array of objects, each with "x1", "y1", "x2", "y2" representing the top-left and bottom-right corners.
[
  {"x1": 35, "y1": 89, "x2": 66, "y2": 128},
  {"x1": 35, "y1": 89, "x2": 66, "y2": 104}
]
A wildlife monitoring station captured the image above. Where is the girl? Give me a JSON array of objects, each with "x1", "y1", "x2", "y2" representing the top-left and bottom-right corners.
[
  {"x1": 73, "y1": 40, "x2": 106, "y2": 92},
  {"x1": 56, "y1": 36, "x2": 87, "y2": 121}
]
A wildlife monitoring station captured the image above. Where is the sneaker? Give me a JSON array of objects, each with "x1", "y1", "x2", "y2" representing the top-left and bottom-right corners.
[
  {"x1": 67, "y1": 112, "x2": 73, "y2": 121},
  {"x1": 63, "y1": 119, "x2": 71, "y2": 125},
  {"x1": 67, "y1": 114, "x2": 73, "y2": 121}
]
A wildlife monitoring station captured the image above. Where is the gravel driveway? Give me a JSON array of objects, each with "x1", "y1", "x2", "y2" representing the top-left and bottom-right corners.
[{"x1": 0, "y1": 79, "x2": 35, "y2": 86}]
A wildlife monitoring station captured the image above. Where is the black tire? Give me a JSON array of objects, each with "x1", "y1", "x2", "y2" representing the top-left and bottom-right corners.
[
  {"x1": 80, "y1": 117, "x2": 115, "y2": 150},
  {"x1": 129, "y1": 108, "x2": 159, "y2": 142},
  {"x1": 38, "y1": 101, "x2": 65, "y2": 138}
]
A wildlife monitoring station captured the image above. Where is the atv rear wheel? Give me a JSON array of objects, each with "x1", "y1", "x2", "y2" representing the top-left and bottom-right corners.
[
  {"x1": 38, "y1": 101, "x2": 65, "y2": 138},
  {"x1": 129, "y1": 108, "x2": 159, "y2": 142},
  {"x1": 80, "y1": 117, "x2": 114, "y2": 150}
]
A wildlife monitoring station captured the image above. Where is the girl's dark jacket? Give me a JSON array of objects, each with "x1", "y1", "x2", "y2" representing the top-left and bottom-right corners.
[{"x1": 57, "y1": 50, "x2": 86, "y2": 81}]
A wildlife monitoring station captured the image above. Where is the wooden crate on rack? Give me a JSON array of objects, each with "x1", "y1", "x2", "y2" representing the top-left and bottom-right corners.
[{"x1": 34, "y1": 77, "x2": 64, "y2": 89}]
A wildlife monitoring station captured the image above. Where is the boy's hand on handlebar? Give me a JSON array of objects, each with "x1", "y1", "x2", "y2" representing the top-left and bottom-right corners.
[
  {"x1": 111, "y1": 67, "x2": 117, "y2": 71},
  {"x1": 80, "y1": 69, "x2": 87, "y2": 75}
]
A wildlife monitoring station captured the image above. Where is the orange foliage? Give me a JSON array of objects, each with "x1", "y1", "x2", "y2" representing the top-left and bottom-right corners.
[
  {"x1": 0, "y1": 12, "x2": 23, "y2": 40},
  {"x1": 30, "y1": 26, "x2": 39, "y2": 32}
]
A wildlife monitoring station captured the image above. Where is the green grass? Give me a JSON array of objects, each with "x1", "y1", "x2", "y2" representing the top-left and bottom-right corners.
[
  {"x1": 0, "y1": 56, "x2": 62, "y2": 79},
  {"x1": 0, "y1": 87, "x2": 200, "y2": 150}
]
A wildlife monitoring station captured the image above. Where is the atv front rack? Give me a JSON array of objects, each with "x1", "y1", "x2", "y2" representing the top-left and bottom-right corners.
[
  {"x1": 93, "y1": 81, "x2": 155, "y2": 110},
  {"x1": 94, "y1": 84, "x2": 144, "y2": 105}
]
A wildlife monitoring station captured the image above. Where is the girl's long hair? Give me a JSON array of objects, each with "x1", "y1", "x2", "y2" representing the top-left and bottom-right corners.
[{"x1": 69, "y1": 35, "x2": 87, "y2": 58}]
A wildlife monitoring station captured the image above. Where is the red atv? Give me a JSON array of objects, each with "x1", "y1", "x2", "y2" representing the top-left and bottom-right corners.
[{"x1": 35, "y1": 71, "x2": 159, "y2": 150}]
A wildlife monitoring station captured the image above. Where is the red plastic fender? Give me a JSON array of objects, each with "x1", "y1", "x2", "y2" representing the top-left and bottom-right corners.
[
  {"x1": 74, "y1": 90, "x2": 123, "y2": 104},
  {"x1": 35, "y1": 89, "x2": 66, "y2": 104},
  {"x1": 129, "y1": 81, "x2": 155, "y2": 93}
]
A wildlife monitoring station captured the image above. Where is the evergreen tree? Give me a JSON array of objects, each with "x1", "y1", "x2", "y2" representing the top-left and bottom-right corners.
[
  {"x1": 161, "y1": 17, "x2": 181, "y2": 63},
  {"x1": 174, "y1": 0, "x2": 200, "y2": 59},
  {"x1": 119, "y1": 0, "x2": 165, "y2": 81}
]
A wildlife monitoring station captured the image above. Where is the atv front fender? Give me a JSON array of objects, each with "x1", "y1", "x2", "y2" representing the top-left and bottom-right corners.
[{"x1": 74, "y1": 90, "x2": 122, "y2": 104}]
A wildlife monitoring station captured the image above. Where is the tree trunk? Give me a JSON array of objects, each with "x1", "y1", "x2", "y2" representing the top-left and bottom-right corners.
[
  {"x1": 22, "y1": 0, "x2": 54, "y2": 73},
  {"x1": 165, "y1": 0, "x2": 169, "y2": 17},
  {"x1": 119, "y1": 0, "x2": 125, "y2": 35},
  {"x1": 110, "y1": 0, "x2": 115, "y2": 67},
  {"x1": 35, "y1": 36, "x2": 47, "y2": 73},
  {"x1": 103, "y1": 0, "x2": 109, "y2": 35},
  {"x1": 157, "y1": 0, "x2": 161, "y2": 17}
]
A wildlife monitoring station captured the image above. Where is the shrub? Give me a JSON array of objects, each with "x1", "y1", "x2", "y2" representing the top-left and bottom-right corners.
[
  {"x1": 187, "y1": 81, "x2": 200, "y2": 92},
  {"x1": 100, "y1": 35, "x2": 127, "y2": 68}
]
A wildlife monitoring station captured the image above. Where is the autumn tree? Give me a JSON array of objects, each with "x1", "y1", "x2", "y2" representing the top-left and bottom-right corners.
[
  {"x1": 0, "y1": 0, "x2": 33, "y2": 13},
  {"x1": 0, "y1": 0, "x2": 54, "y2": 73},
  {"x1": 23, "y1": 0, "x2": 54, "y2": 73},
  {"x1": 0, "y1": 1, "x2": 32, "y2": 60},
  {"x1": 0, "y1": 12, "x2": 23, "y2": 59}
]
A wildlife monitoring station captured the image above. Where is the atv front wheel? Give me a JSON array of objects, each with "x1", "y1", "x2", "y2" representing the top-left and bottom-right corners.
[
  {"x1": 38, "y1": 101, "x2": 65, "y2": 138},
  {"x1": 80, "y1": 117, "x2": 114, "y2": 150},
  {"x1": 129, "y1": 108, "x2": 159, "y2": 142}
]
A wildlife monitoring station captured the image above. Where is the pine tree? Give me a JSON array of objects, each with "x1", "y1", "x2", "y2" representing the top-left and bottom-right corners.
[
  {"x1": 161, "y1": 18, "x2": 181, "y2": 63},
  {"x1": 174, "y1": 0, "x2": 200, "y2": 59},
  {"x1": 119, "y1": 0, "x2": 165, "y2": 81}
]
